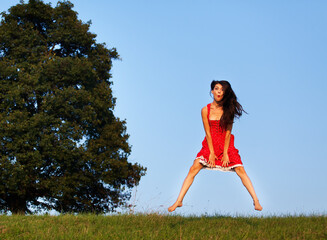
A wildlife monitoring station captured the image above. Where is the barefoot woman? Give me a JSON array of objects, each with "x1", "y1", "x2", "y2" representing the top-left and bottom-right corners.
[{"x1": 168, "y1": 80, "x2": 262, "y2": 212}]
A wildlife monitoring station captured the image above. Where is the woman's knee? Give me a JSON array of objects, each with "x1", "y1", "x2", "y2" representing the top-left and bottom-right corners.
[
  {"x1": 235, "y1": 166, "x2": 246, "y2": 176},
  {"x1": 189, "y1": 165, "x2": 198, "y2": 174}
]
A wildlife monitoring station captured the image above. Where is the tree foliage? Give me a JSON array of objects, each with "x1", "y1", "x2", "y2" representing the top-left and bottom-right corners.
[{"x1": 0, "y1": 0, "x2": 146, "y2": 214}]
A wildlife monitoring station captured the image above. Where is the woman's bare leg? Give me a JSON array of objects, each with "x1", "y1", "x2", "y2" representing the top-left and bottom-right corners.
[
  {"x1": 168, "y1": 159, "x2": 203, "y2": 212},
  {"x1": 234, "y1": 166, "x2": 262, "y2": 211}
]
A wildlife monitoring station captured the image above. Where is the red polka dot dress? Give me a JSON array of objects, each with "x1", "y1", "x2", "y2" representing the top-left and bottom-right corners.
[{"x1": 196, "y1": 103, "x2": 243, "y2": 172}]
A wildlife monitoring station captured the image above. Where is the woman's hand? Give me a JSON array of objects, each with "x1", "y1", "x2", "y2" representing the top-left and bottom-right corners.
[
  {"x1": 221, "y1": 153, "x2": 230, "y2": 167},
  {"x1": 208, "y1": 152, "x2": 217, "y2": 168}
]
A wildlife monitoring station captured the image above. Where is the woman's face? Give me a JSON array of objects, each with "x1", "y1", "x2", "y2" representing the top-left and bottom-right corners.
[{"x1": 212, "y1": 83, "x2": 224, "y2": 102}]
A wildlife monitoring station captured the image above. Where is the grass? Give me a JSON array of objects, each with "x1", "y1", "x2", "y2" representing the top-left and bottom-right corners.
[{"x1": 0, "y1": 213, "x2": 326, "y2": 239}]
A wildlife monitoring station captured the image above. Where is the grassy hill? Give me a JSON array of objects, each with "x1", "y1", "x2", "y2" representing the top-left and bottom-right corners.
[{"x1": 0, "y1": 214, "x2": 326, "y2": 239}]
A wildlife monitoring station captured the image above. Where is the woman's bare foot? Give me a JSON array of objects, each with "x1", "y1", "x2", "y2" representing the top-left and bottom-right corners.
[
  {"x1": 168, "y1": 201, "x2": 183, "y2": 212},
  {"x1": 253, "y1": 199, "x2": 263, "y2": 211}
]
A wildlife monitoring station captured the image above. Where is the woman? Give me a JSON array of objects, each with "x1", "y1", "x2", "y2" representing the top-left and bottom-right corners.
[{"x1": 168, "y1": 80, "x2": 262, "y2": 212}]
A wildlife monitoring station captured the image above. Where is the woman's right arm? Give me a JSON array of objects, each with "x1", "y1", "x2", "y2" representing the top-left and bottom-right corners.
[{"x1": 201, "y1": 107, "x2": 216, "y2": 167}]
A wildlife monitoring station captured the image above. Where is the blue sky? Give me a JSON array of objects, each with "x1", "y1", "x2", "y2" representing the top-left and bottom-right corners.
[{"x1": 2, "y1": 0, "x2": 327, "y2": 216}]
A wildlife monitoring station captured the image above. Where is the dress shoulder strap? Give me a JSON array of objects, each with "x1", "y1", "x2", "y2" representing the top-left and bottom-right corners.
[{"x1": 207, "y1": 103, "x2": 211, "y2": 120}]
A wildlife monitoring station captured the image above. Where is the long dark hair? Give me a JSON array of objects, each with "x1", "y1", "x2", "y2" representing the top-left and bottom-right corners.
[{"x1": 211, "y1": 80, "x2": 246, "y2": 130}]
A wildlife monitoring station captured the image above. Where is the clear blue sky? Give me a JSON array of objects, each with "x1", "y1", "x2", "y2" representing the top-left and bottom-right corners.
[{"x1": 2, "y1": 0, "x2": 327, "y2": 216}]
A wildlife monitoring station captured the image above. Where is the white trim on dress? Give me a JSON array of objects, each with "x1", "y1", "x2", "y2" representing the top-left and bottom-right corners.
[{"x1": 196, "y1": 156, "x2": 243, "y2": 172}]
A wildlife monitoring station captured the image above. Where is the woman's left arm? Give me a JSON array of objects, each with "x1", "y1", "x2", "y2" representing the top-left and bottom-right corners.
[{"x1": 222, "y1": 124, "x2": 233, "y2": 167}]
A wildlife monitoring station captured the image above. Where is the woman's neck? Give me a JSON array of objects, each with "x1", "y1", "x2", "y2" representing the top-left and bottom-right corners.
[{"x1": 212, "y1": 100, "x2": 223, "y2": 109}]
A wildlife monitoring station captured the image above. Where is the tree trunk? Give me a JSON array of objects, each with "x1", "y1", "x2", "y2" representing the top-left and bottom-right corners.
[{"x1": 9, "y1": 197, "x2": 27, "y2": 215}]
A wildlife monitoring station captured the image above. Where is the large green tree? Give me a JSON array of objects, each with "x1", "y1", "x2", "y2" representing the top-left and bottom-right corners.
[{"x1": 0, "y1": 0, "x2": 146, "y2": 214}]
